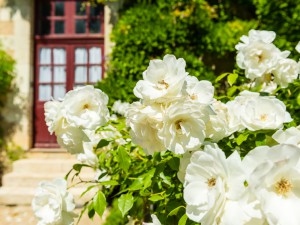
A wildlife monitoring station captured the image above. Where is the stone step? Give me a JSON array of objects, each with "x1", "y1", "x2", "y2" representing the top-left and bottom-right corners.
[
  {"x1": 13, "y1": 158, "x2": 78, "y2": 173},
  {"x1": 0, "y1": 186, "x2": 98, "y2": 206},
  {"x1": 2, "y1": 171, "x2": 96, "y2": 188}
]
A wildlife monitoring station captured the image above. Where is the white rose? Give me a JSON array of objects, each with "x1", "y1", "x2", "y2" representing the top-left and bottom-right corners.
[
  {"x1": 272, "y1": 58, "x2": 300, "y2": 88},
  {"x1": 177, "y1": 152, "x2": 192, "y2": 184},
  {"x1": 44, "y1": 100, "x2": 63, "y2": 134},
  {"x1": 184, "y1": 144, "x2": 261, "y2": 225},
  {"x1": 126, "y1": 102, "x2": 165, "y2": 155},
  {"x1": 244, "y1": 144, "x2": 300, "y2": 225},
  {"x1": 56, "y1": 122, "x2": 89, "y2": 154},
  {"x1": 159, "y1": 100, "x2": 212, "y2": 154},
  {"x1": 272, "y1": 126, "x2": 300, "y2": 147},
  {"x1": 206, "y1": 100, "x2": 231, "y2": 141},
  {"x1": 32, "y1": 178, "x2": 77, "y2": 225},
  {"x1": 236, "y1": 30, "x2": 286, "y2": 80},
  {"x1": 183, "y1": 76, "x2": 214, "y2": 104},
  {"x1": 62, "y1": 85, "x2": 110, "y2": 130},
  {"x1": 77, "y1": 142, "x2": 99, "y2": 168},
  {"x1": 112, "y1": 100, "x2": 131, "y2": 117},
  {"x1": 133, "y1": 54, "x2": 187, "y2": 103},
  {"x1": 240, "y1": 95, "x2": 292, "y2": 131},
  {"x1": 226, "y1": 91, "x2": 259, "y2": 133}
]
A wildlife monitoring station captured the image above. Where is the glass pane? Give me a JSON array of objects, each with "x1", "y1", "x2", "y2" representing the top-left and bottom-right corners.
[
  {"x1": 76, "y1": 2, "x2": 86, "y2": 15},
  {"x1": 89, "y1": 47, "x2": 101, "y2": 64},
  {"x1": 75, "y1": 48, "x2": 87, "y2": 64},
  {"x1": 90, "y1": 5, "x2": 102, "y2": 16},
  {"x1": 39, "y1": 66, "x2": 52, "y2": 82},
  {"x1": 53, "y1": 48, "x2": 66, "y2": 64},
  {"x1": 89, "y1": 19, "x2": 100, "y2": 33},
  {"x1": 40, "y1": 19, "x2": 51, "y2": 35},
  {"x1": 39, "y1": 85, "x2": 51, "y2": 101},
  {"x1": 40, "y1": 2, "x2": 51, "y2": 17},
  {"x1": 55, "y1": 2, "x2": 64, "y2": 16},
  {"x1": 75, "y1": 66, "x2": 87, "y2": 83},
  {"x1": 53, "y1": 85, "x2": 66, "y2": 100},
  {"x1": 54, "y1": 66, "x2": 66, "y2": 82},
  {"x1": 39, "y1": 48, "x2": 51, "y2": 64},
  {"x1": 75, "y1": 20, "x2": 86, "y2": 33},
  {"x1": 55, "y1": 21, "x2": 64, "y2": 34},
  {"x1": 89, "y1": 66, "x2": 102, "y2": 83}
]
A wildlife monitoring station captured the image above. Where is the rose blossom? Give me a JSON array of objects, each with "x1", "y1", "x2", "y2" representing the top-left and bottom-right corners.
[
  {"x1": 32, "y1": 178, "x2": 77, "y2": 225},
  {"x1": 61, "y1": 85, "x2": 110, "y2": 130},
  {"x1": 126, "y1": 102, "x2": 165, "y2": 155},
  {"x1": 133, "y1": 54, "x2": 187, "y2": 103},
  {"x1": 244, "y1": 144, "x2": 300, "y2": 225},
  {"x1": 184, "y1": 144, "x2": 262, "y2": 225},
  {"x1": 236, "y1": 29, "x2": 287, "y2": 80},
  {"x1": 158, "y1": 100, "x2": 212, "y2": 154}
]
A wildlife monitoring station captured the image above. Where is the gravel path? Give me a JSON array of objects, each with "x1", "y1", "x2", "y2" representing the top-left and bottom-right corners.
[{"x1": 0, "y1": 205, "x2": 105, "y2": 225}]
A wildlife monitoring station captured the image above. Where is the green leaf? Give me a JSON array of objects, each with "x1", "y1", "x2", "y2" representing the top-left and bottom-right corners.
[
  {"x1": 73, "y1": 164, "x2": 83, "y2": 172},
  {"x1": 93, "y1": 191, "x2": 107, "y2": 217},
  {"x1": 118, "y1": 193, "x2": 134, "y2": 217},
  {"x1": 227, "y1": 73, "x2": 238, "y2": 86},
  {"x1": 296, "y1": 93, "x2": 300, "y2": 105},
  {"x1": 178, "y1": 214, "x2": 188, "y2": 225},
  {"x1": 88, "y1": 203, "x2": 95, "y2": 219},
  {"x1": 117, "y1": 146, "x2": 131, "y2": 172},
  {"x1": 168, "y1": 206, "x2": 185, "y2": 217},
  {"x1": 148, "y1": 194, "x2": 164, "y2": 202},
  {"x1": 97, "y1": 139, "x2": 110, "y2": 149},
  {"x1": 80, "y1": 185, "x2": 97, "y2": 197},
  {"x1": 236, "y1": 133, "x2": 249, "y2": 146},
  {"x1": 100, "y1": 180, "x2": 119, "y2": 186},
  {"x1": 215, "y1": 73, "x2": 230, "y2": 82}
]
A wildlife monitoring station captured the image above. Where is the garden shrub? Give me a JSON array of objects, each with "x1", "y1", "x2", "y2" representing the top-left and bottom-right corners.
[
  {"x1": 0, "y1": 46, "x2": 17, "y2": 184},
  {"x1": 96, "y1": 0, "x2": 300, "y2": 105}
]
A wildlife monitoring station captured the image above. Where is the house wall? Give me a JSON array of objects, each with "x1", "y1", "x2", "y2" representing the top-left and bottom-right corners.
[
  {"x1": 0, "y1": 1, "x2": 114, "y2": 150},
  {"x1": 0, "y1": 0, "x2": 34, "y2": 150}
]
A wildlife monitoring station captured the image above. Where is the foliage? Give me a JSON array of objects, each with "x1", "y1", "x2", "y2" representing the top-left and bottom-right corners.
[
  {"x1": 0, "y1": 47, "x2": 17, "y2": 182},
  {"x1": 96, "y1": 0, "x2": 257, "y2": 104}
]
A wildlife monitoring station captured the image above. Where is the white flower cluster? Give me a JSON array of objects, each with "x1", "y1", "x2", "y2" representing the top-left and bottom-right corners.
[
  {"x1": 112, "y1": 100, "x2": 131, "y2": 116},
  {"x1": 44, "y1": 85, "x2": 110, "y2": 154},
  {"x1": 127, "y1": 54, "x2": 215, "y2": 155},
  {"x1": 126, "y1": 55, "x2": 292, "y2": 155},
  {"x1": 182, "y1": 141, "x2": 300, "y2": 225},
  {"x1": 32, "y1": 178, "x2": 77, "y2": 225},
  {"x1": 236, "y1": 29, "x2": 300, "y2": 90}
]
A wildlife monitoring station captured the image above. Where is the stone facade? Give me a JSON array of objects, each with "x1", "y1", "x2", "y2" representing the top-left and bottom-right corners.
[
  {"x1": 0, "y1": 0, "x2": 34, "y2": 150},
  {"x1": 0, "y1": 0, "x2": 113, "y2": 150}
]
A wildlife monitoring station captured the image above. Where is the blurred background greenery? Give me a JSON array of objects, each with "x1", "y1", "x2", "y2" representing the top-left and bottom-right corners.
[{"x1": 92, "y1": 0, "x2": 300, "y2": 104}]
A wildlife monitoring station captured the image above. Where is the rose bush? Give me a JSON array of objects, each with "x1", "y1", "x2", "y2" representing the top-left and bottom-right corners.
[{"x1": 33, "y1": 29, "x2": 300, "y2": 225}]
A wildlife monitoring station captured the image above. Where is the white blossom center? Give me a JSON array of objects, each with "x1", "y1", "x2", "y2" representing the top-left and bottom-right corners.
[{"x1": 274, "y1": 177, "x2": 293, "y2": 196}]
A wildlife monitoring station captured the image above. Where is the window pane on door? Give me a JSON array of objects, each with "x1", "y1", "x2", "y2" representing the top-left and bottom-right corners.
[
  {"x1": 54, "y1": 66, "x2": 66, "y2": 82},
  {"x1": 89, "y1": 19, "x2": 100, "y2": 33},
  {"x1": 39, "y1": 85, "x2": 51, "y2": 101},
  {"x1": 89, "y1": 47, "x2": 101, "y2": 63},
  {"x1": 55, "y1": 21, "x2": 65, "y2": 34},
  {"x1": 39, "y1": 66, "x2": 52, "y2": 82},
  {"x1": 76, "y1": 2, "x2": 86, "y2": 15},
  {"x1": 89, "y1": 66, "x2": 102, "y2": 82},
  {"x1": 75, "y1": 20, "x2": 86, "y2": 33},
  {"x1": 39, "y1": 48, "x2": 51, "y2": 64},
  {"x1": 75, "y1": 48, "x2": 87, "y2": 64},
  {"x1": 53, "y1": 48, "x2": 66, "y2": 64},
  {"x1": 75, "y1": 66, "x2": 87, "y2": 82},
  {"x1": 53, "y1": 85, "x2": 66, "y2": 99},
  {"x1": 55, "y1": 2, "x2": 64, "y2": 16}
]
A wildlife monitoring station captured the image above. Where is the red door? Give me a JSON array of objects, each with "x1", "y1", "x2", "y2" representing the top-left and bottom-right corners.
[{"x1": 34, "y1": 0, "x2": 105, "y2": 148}]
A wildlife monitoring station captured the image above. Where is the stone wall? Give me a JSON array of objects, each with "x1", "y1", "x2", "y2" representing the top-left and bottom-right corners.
[{"x1": 0, "y1": 0, "x2": 34, "y2": 150}]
